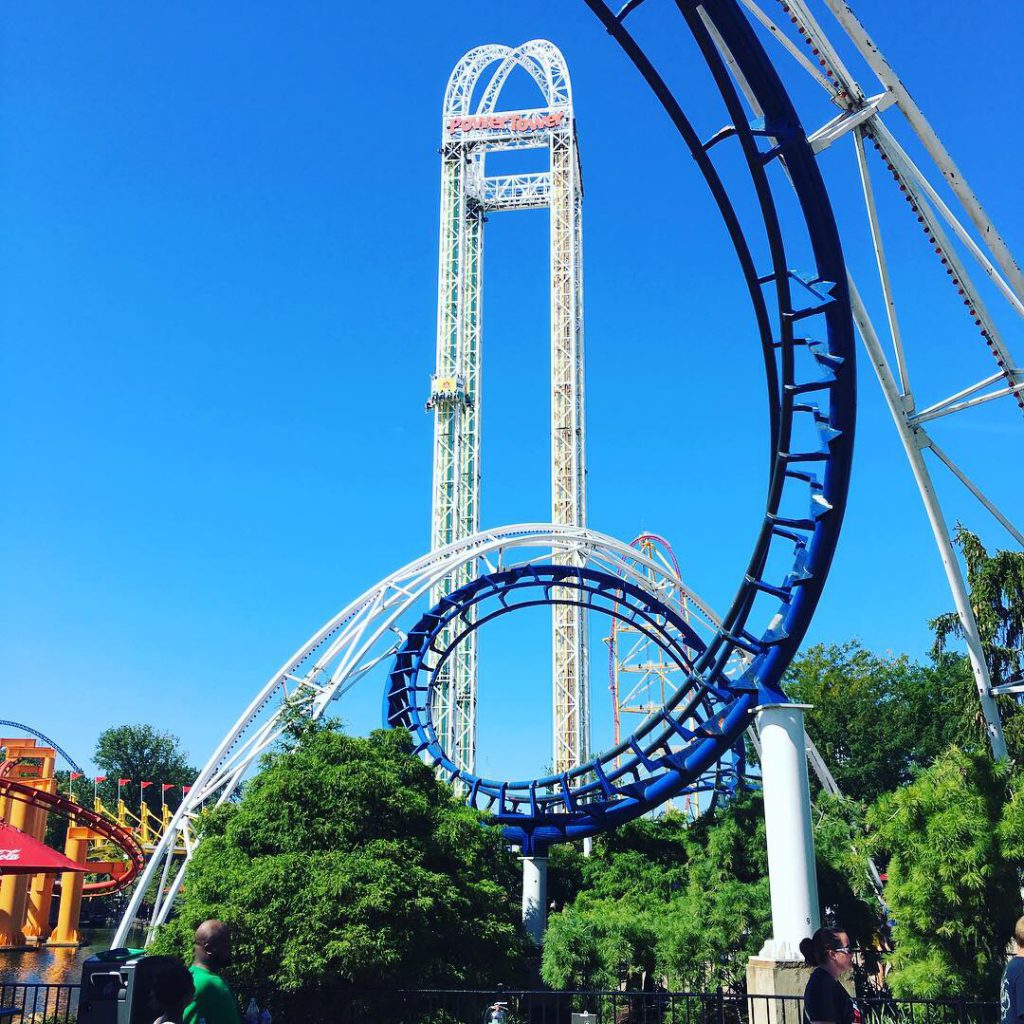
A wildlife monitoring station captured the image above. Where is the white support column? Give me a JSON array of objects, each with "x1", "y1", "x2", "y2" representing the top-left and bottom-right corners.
[
  {"x1": 757, "y1": 703, "x2": 819, "y2": 959},
  {"x1": 747, "y1": 704, "x2": 819, "y2": 1021},
  {"x1": 849, "y1": 277, "x2": 1008, "y2": 760},
  {"x1": 521, "y1": 855, "x2": 548, "y2": 946}
]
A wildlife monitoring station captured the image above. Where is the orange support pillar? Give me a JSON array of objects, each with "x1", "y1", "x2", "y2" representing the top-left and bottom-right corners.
[
  {"x1": 23, "y1": 778, "x2": 58, "y2": 944},
  {"x1": 51, "y1": 826, "x2": 95, "y2": 946},
  {"x1": 0, "y1": 797, "x2": 31, "y2": 948},
  {"x1": 23, "y1": 873, "x2": 55, "y2": 944}
]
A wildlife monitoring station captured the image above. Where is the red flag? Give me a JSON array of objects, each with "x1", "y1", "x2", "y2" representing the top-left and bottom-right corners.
[
  {"x1": 161, "y1": 784, "x2": 174, "y2": 792},
  {"x1": 94, "y1": 775, "x2": 107, "y2": 783},
  {"x1": 182, "y1": 785, "x2": 192, "y2": 795},
  {"x1": 118, "y1": 778, "x2": 131, "y2": 786},
  {"x1": 140, "y1": 781, "x2": 153, "y2": 789},
  {"x1": 70, "y1": 772, "x2": 83, "y2": 780}
]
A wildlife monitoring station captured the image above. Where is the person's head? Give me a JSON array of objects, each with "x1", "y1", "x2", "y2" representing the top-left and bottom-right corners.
[
  {"x1": 1013, "y1": 916, "x2": 1024, "y2": 953},
  {"x1": 799, "y1": 927, "x2": 853, "y2": 977},
  {"x1": 193, "y1": 919, "x2": 233, "y2": 972},
  {"x1": 146, "y1": 956, "x2": 195, "y2": 1024}
]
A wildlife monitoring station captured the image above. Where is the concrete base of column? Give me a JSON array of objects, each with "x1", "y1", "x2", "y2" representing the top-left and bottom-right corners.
[{"x1": 745, "y1": 957, "x2": 812, "y2": 1024}]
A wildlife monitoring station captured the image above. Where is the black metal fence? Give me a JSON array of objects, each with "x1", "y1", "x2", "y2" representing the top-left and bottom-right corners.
[
  {"x1": 0, "y1": 982, "x2": 80, "y2": 1024},
  {"x1": 327, "y1": 989, "x2": 1000, "y2": 1024},
  {"x1": 0, "y1": 982, "x2": 1000, "y2": 1024}
]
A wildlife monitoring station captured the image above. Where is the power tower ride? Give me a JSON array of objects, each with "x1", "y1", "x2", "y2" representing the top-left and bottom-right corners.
[{"x1": 428, "y1": 41, "x2": 588, "y2": 777}]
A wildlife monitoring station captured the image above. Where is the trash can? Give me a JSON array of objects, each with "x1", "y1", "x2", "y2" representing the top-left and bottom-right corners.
[{"x1": 77, "y1": 948, "x2": 151, "y2": 1024}]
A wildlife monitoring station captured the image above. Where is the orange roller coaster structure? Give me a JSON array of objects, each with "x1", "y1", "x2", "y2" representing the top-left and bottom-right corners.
[{"x1": 0, "y1": 737, "x2": 145, "y2": 948}]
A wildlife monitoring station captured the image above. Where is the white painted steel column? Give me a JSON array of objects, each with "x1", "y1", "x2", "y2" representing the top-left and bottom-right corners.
[
  {"x1": 849, "y1": 277, "x2": 1008, "y2": 760},
  {"x1": 521, "y1": 856, "x2": 548, "y2": 946},
  {"x1": 757, "y1": 704, "x2": 819, "y2": 960}
]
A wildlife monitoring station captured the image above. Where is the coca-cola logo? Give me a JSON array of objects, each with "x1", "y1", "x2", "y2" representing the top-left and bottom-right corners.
[{"x1": 0, "y1": 849, "x2": 22, "y2": 861}]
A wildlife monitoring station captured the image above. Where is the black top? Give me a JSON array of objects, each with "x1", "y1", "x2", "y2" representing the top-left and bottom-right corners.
[
  {"x1": 1002, "y1": 957, "x2": 1024, "y2": 1024},
  {"x1": 804, "y1": 966, "x2": 857, "y2": 1024}
]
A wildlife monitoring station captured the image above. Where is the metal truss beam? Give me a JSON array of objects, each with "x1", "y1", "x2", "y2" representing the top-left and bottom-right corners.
[
  {"x1": 701, "y1": 0, "x2": 1023, "y2": 758},
  {"x1": 431, "y1": 42, "x2": 588, "y2": 779}
]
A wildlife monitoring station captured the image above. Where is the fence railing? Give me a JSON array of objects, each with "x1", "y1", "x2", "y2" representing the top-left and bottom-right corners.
[
  {"x1": 250, "y1": 986, "x2": 1002, "y2": 1024},
  {"x1": 0, "y1": 982, "x2": 80, "y2": 1024},
  {"x1": 0, "y1": 982, "x2": 1000, "y2": 1024}
]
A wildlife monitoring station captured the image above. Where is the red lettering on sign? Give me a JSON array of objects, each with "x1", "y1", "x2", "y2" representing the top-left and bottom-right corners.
[{"x1": 446, "y1": 110, "x2": 568, "y2": 134}]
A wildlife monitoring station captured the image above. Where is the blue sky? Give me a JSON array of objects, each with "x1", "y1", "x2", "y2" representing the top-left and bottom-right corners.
[{"x1": 2, "y1": 1, "x2": 1021, "y2": 784}]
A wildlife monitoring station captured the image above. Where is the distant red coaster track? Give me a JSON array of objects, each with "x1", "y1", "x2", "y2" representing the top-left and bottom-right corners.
[{"x1": 0, "y1": 769, "x2": 145, "y2": 895}]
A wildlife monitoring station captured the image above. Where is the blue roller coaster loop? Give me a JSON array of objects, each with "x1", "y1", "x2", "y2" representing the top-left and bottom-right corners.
[
  {"x1": 388, "y1": 0, "x2": 855, "y2": 853},
  {"x1": 387, "y1": 566, "x2": 755, "y2": 850},
  {"x1": 0, "y1": 721, "x2": 83, "y2": 775}
]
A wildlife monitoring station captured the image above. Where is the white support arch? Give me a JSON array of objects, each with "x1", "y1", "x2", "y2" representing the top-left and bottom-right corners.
[{"x1": 114, "y1": 524, "x2": 711, "y2": 947}]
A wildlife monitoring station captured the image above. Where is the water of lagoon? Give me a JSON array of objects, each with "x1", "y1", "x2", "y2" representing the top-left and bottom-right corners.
[{"x1": 0, "y1": 928, "x2": 145, "y2": 987}]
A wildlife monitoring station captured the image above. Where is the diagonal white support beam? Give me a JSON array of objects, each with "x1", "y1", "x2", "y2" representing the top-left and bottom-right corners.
[
  {"x1": 735, "y1": 0, "x2": 833, "y2": 90},
  {"x1": 807, "y1": 91, "x2": 894, "y2": 153},
  {"x1": 868, "y1": 122, "x2": 1024, "y2": 320},
  {"x1": 912, "y1": 382, "x2": 1024, "y2": 425},
  {"x1": 853, "y1": 127, "x2": 910, "y2": 395},
  {"x1": 849, "y1": 274, "x2": 1008, "y2": 761},
  {"x1": 819, "y1": 0, "x2": 1024, "y2": 300},
  {"x1": 925, "y1": 439, "x2": 1024, "y2": 548}
]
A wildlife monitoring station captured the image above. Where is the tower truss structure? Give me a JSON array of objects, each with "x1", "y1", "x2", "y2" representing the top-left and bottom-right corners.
[
  {"x1": 605, "y1": 533, "x2": 746, "y2": 817},
  {"x1": 611, "y1": 0, "x2": 1023, "y2": 755},
  {"x1": 606, "y1": 534, "x2": 729, "y2": 749},
  {"x1": 429, "y1": 41, "x2": 588, "y2": 777}
]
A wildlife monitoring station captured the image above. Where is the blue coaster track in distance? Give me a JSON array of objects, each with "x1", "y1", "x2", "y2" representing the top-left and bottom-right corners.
[
  {"x1": 386, "y1": 0, "x2": 855, "y2": 854},
  {"x1": 0, "y1": 720, "x2": 83, "y2": 775}
]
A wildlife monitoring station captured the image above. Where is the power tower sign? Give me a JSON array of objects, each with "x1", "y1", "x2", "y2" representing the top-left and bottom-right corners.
[
  {"x1": 445, "y1": 109, "x2": 568, "y2": 136},
  {"x1": 428, "y1": 41, "x2": 588, "y2": 779}
]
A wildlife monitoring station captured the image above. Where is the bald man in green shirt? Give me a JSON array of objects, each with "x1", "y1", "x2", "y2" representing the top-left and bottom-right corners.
[{"x1": 183, "y1": 920, "x2": 241, "y2": 1024}]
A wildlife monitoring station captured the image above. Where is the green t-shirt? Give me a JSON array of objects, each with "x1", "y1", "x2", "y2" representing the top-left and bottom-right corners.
[{"x1": 183, "y1": 966, "x2": 241, "y2": 1024}]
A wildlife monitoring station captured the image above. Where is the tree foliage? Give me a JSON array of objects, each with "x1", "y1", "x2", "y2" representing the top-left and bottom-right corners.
[
  {"x1": 149, "y1": 721, "x2": 531, "y2": 1018},
  {"x1": 783, "y1": 641, "x2": 975, "y2": 802},
  {"x1": 867, "y1": 747, "x2": 1021, "y2": 999},
  {"x1": 931, "y1": 525, "x2": 1024, "y2": 755},
  {"x1": 541, "y1": 794, "x2": 876, "y2": 992},
  {"x1": 95, "y1": 723, "x2": 196, "y2": 788},
  {"x1": 45, "y1": 724, "x2": 196, "y2": 850}
]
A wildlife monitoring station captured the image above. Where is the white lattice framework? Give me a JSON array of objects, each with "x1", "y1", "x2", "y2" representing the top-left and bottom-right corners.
[
  {"x1": 685, "y1": 0, "x2": 1024, "y2": 756},
  {"x1": 113, "y1": 524, "x2": 693, "y2": 947},
  {"x1": 428, "y1": 40, "x2": 588, "y2": 778},
  {"x1": 607, "y1": 536, "x2": 725, "y2": 751}
]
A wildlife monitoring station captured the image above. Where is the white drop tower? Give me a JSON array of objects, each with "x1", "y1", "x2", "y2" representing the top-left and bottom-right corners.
[{"x1": 428, "y1": 41, "x2": 588, "y2": 778}]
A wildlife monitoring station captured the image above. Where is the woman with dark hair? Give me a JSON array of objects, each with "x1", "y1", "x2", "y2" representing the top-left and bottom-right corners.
[
  {"x1": 799, "y1": 927, "x2": 861, "y2": 1024},
  {"x1": 146, "y1": 956, "x2": 196, "y2": 1024}
]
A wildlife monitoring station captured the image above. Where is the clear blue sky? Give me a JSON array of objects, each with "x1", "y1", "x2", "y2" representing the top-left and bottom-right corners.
[{"x1": 2, "y1": 1, "x2": 1021, "y2": 783}]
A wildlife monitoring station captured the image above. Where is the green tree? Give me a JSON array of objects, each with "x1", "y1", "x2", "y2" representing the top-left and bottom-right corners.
[
  {"x1": 94, "y1": 723, "x2": 196, "y2": 793},
  {"x1": 867, "y1": 746, "x2": 1020, "y2": 999},
  {"x1": 811, "y1": 794, "x2": 879, "y2": 947},
  {"x1": 784, "y1": 641, "x2": 974, "y2": 802},
  {"x1": 931, "y1": 525, "x2": 1024, "y2": 756},
  {"x1": 149, "y1": 721, "x2": 531, "y2": 1020},
  {"x1": 43, "y1": 725, "x2": 196, "y2": 849},
  {"x1": 542, "y1": 794, "x2": 876, "y2": 992},
  {"x1": 655, "y1": 794, "x2": 773, "y2": 990}
]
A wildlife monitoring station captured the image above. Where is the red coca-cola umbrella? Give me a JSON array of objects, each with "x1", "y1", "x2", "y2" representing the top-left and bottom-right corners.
[{"x1": 0, "y1": 822, "x2": 89, "y2": 875}]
